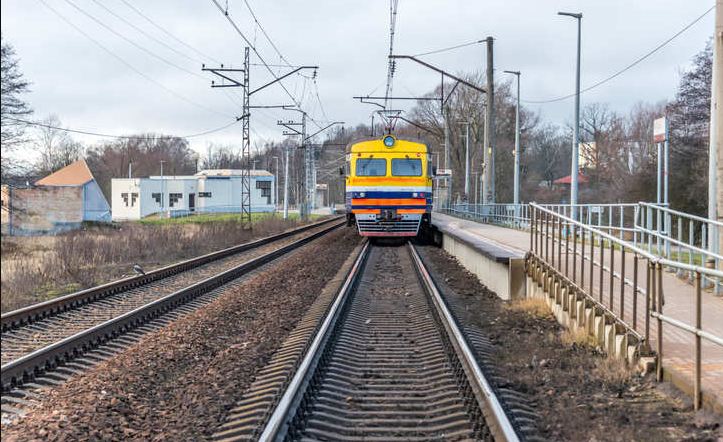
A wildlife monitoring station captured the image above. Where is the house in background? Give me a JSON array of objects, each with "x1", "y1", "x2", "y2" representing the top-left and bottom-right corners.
[
  {"x1": 111, "y1": 169, "x2": 276, "y2": 221},
  {"x1": 1, "y1": 160, "x2": 111, "y2": 235}
]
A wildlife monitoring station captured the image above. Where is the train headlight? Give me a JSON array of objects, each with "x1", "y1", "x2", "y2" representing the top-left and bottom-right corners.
[
  {"x1": 359, "y1": 192, "x2": 365, "y2": 198},
  {"x1": 412, "y1": 192, "x2": 418, "y2": 197},
  {"x1": 383, "y1": 135, "x2": 395, "y2": 148}
]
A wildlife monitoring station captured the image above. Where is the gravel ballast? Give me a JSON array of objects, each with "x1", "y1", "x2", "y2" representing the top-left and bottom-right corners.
[
  {"x1": 416, "y1": 243, "x2": 721, "y2": 441},
  {"x1": 2, "y1": 227, "x2": 360, "y2": 441}
]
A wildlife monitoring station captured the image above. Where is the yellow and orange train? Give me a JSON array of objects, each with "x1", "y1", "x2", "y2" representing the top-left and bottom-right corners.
[{"x1": 344, "y1": 135, "x2": 433, "y2": 237}]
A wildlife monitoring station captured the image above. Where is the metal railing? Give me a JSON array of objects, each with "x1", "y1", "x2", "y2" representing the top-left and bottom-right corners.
[
  {"x1": 527, "y1": 203, "x2": 723, "y2": 410},
  {"x1": 443, "y1": 202, "x2": 722, "y2": 291},
  {"x1": 636, "y1": 202, "x2": 722, "y2": 292},
  {"x1": 446, "y1": 203, "x2": 530, "y2": 229}
]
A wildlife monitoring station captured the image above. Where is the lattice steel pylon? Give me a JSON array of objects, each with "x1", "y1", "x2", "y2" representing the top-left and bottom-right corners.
[
  {"x1": 202, "y1": 48, "x2": 252, "y2": 228},
  {"x1": 240, "y1": 47, "x2": 252, "y2": 227}
]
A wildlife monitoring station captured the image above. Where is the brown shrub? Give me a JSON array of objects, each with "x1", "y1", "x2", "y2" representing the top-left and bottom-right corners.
[{"x1": 1, "y1": 217, "x2": 308, "y2": 313}]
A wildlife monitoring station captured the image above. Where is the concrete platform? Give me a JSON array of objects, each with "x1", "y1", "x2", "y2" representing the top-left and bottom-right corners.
[
  {"x1": 431, "y1": 212, "x2": 526, "y2": 301},
  {"x1": 432, "y1": 211, "x2": 723, "y2": 414}
]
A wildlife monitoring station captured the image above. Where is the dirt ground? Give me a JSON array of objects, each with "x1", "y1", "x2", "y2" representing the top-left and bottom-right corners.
[
  {"x1": 417, "y1": 243, "x2": 721, "y2": 442},
  {"x1": 1, "y1": 226, "x2": 360, "y2": 441}
]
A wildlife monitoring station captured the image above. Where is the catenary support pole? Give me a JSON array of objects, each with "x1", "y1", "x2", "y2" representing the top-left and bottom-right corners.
[{"x1": 711, "y1": 0, "x2": 723, "y2": 256}]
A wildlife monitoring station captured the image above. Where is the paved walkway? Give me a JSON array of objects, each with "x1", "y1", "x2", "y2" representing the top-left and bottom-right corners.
[{"x1": 433, "y1": 212, "x2": 723, "y2": 413}]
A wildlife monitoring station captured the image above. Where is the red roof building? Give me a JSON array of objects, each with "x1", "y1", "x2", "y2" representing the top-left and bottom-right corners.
[{"x1": 553, "y1": 173, "x2": 589, "y2": 185}]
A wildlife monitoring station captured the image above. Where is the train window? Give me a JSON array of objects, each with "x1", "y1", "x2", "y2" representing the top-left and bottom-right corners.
[
  {"x1": 392, "y1": 158, "x2": 422, "y2": 176},
  {"x1": 356, "y1": 158, "x2": 386, "y2": 176}
]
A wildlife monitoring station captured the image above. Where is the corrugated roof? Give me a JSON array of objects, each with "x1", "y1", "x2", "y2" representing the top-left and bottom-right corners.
[{"x1": 35, "y1": 160, "x2": 95, "y2": 186}]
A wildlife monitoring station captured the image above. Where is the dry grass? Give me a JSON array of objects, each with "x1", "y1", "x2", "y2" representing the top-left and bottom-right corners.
[
  {"x1": 594, "y1": 355, "x2": 632, "y2": 388},
  {"x1": 507, "y1": 296, "x2": 551, "y2": 318},
  {"x1": 560, "y1": 325, "x2": 598, "y2": 348},
  {"x1": 1, "y1": 217, "x2": 311, "y2": 313}
]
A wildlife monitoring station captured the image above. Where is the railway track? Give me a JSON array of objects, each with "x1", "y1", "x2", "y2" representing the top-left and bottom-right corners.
[
  {"x1": 214, "y1": 242, "x2": 521, "y2": 442},
  {"x1": 1, "y1": 218, "x2": 343, "y2": 419}
]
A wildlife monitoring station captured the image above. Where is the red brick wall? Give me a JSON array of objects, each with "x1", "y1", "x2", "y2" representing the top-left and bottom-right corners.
[{"x1": 5, "y1": 186, "x2": 83, "y2": 234}]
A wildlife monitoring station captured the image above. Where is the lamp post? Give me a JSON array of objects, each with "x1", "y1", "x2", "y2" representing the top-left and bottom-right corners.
[
  {"x1": 504, "y1": 70, "x2": 521, "y2": 208},
  {"x1": 559, "y1": 11, "x2": 583, "y2": 216}
]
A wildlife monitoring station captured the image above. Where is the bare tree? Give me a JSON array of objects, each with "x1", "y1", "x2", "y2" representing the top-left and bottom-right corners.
[
  {"x1": 1, "y1": 35, "x2": 32, "y2": 177},
  {"x1": 34, "y1": 115, "x2": 84, "y2": 175}
]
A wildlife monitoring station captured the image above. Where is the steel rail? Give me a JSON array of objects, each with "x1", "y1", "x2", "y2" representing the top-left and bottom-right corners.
[
  {"x1": 1, "y1": 216, "x2": 341, "y2": 332},
  {"x1": 1, "y1": 221, "x2": 344, "y2": 391},
  {"x1": 260, "y1": 241, "x2": 519, "y2": 442},
  {"x1": 259, "y1": 241, "x2": 370, "y2": 440},
  {"x1": 408, "y1": 243, "x2": 520, "y2": 442}
]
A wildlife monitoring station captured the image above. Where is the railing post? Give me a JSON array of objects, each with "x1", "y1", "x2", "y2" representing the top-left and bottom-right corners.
[
  {"x1": 632, "y1": 254, "x2": 639, "y2": 331},
  {"x1": 599, "y1": 237, "x2": 605, "y2": 303},
  {"x1": 694, "y1": 271, "x2": 702, "y2": 411},
  {"x1": 656, "y1": 262, "x2": 664, "y2": 382},
  {"x1": 530, "y1": 207, "x2": 535, "y2": 254},
  {"x1": 589, "y1": 231, "x2": 595, "y2": 299},
  {"x1": 579, "y1": 225, "x2": 584, "y2": 288},
  {"x1": 620, "y1": 247, "x2": 626, "y2": 322},
  {"x1": 645, "y1": 261, "x2": 652, "y2": 351},
  {"x1": 689, "y1": 220, "x2": 695, "y2": 280}
]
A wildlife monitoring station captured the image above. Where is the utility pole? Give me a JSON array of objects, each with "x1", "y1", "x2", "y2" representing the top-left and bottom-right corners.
[
  {"x1": 504, "y1": 70, "x2": 522, "y2": 211},
  {"x1": 160, "y1": 160, "x2": 165, "y2": 212},
  {"x1": 481, "y1": 37, "x2": 496, "y2": 204},
  {"x1": 459, "y1": 121, "x2": 470, "y2": 200},
  {"x1": 711, "y1": 0, "x2": 723, "y2": 257},
  {"x1": 559, "y1": 12, "x2": 583, "y2": 214},
  {"x1": 283, "y1": 146, "x2": 290, "y2": 219},
  {"x1": 389, "y1": 55, "x2": 486, "y2": 210},
  {"x1": 272, "y1": 156, "x2": 279, "y2": 209}
]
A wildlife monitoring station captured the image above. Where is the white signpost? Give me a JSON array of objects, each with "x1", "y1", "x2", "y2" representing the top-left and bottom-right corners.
[{"x1": 654, "y1": 117, "x2": 669, "y2": 206}]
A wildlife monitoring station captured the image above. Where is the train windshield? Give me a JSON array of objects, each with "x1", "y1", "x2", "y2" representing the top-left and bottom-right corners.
[
  {"x1": 356, "y1": 158, "x2": 386, "y2": 176},
  {"x1": 391, "y1": 158, "x2": 422, "y2": 176}
]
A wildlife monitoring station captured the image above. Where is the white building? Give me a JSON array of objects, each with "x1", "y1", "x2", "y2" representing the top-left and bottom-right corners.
[{"x1": 111, "y1": 169, "x2": 275, "y2": 221}]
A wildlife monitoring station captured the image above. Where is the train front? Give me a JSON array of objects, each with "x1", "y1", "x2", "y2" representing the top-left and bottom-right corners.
[{"x1": 345, "y1": 135, "x2": 432, "y2": 237}]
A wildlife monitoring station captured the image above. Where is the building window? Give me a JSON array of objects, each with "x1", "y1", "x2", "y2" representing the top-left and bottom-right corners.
[
  {"x1": 152, "y1": 193, "x2": 162, "y2": 204},
  {"x1": 198, "y1": 192, "x2": 212, "y2": 198},
  {"x1": 256, "y1": 180, "x2": 271, "y2": 197},
  {"x1": 131, "y1": 192, "x2": 138, "y2": 207},
  {"x1": 121, "y1": 192, "x2": 129, "y2": 207},
  {"x1": 169, "y1": 193, "x2": 182, "y2": 207}
]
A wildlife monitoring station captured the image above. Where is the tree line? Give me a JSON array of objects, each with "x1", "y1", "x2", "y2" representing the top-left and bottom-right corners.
[{"x1": 0, "y1": 35, "x2": 714, "y2": 216}]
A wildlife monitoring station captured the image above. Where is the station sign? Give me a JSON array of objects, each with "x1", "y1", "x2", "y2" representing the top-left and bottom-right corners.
[
  {"x1": 653, "y1": 117, "x2": 668, "y2": 143},
  {"x1": 435, "y1": 169, "x2": 453, "y2": 176}
]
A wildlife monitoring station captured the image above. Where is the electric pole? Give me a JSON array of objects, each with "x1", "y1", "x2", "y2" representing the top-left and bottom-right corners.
[
  {"x1": 710, "y1": 0, "x2": 722, "y2": 256},
  {"x1": 483, "y1": 36, "x2": 496, "y2": 204},
  {"x1": 459, "y1": 121, "x2": 470, "y2": 200},
  {"x1": 504, "y1": 70, "x2": 522, "y2": 211}
]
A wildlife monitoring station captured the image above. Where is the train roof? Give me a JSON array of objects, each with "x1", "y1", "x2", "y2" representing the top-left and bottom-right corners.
[{"x1": 346, "y1": 135, "x2": 428, "y2": 154}]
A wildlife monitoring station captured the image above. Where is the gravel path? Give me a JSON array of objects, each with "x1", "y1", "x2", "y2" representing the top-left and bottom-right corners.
[
  {"x1": 1, "y1": 227, "x2": 360, "y2": 441},
  {"x1": 416, "y1": 243, "x2": 721, "y2": 441}
]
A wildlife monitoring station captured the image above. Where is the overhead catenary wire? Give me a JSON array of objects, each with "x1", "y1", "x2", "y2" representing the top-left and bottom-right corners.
[
  {"x1": 118, "y1": 0, "x2": 223, "y2": 65},
  {"x1": 6, "y1": 116, "x2": 241, "y2": 139},
  {"x1": 524, "y1": 4, "x2": 716, "y2": 104},
  {"x1": 90, "y1": 0, "x2": 201, "y2": 65},
  {"x1": 208, "y1": 0, "x2": 324, "y2": 130},
  {"x1": 38, "y1": 0, "x2": 232, "y2": 119},
  {"x1": 63, "y1": 0, "x2": 207, "y2": 81},
  {"x1": 412, "y1": 39, "x2": 485, "y2": 57}
]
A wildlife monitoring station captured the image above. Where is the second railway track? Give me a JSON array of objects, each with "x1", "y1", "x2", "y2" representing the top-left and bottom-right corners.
[
  {"x1": 215, "y1": 241, "x2": 520, "y2": 442},
  {"x1": 1, "y1": 219, "x2": 342, "y2": 404},
  {"x1": 1, "y1": 217, "x2": 338, "y2": 367}
]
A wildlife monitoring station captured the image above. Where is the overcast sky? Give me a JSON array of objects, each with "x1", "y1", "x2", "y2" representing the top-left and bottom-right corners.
[{"x1": 1, "y1": 0, "x2": 715, "y2": 156}]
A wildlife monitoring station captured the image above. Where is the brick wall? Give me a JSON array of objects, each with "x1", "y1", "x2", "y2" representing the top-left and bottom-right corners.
[{"x1": 4, "y1": 186, "x2": 83, "y2": 235}]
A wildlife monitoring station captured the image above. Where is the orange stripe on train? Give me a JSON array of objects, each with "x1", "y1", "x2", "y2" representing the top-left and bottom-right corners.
[{"x1": 351, "y1": 198, "x2": 426, "y2": 206}]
